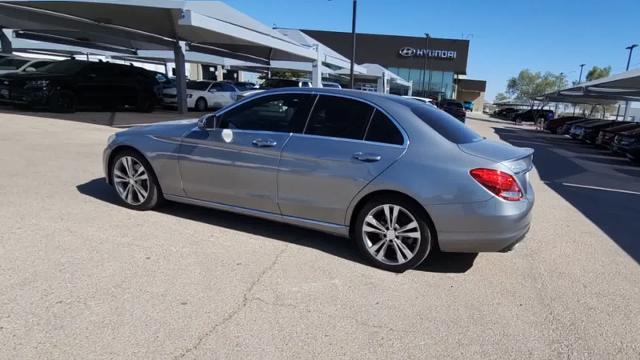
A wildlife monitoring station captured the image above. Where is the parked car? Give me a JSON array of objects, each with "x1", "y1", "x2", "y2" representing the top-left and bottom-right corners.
[
  {"x1": 463, "y1": 101, "x2": 473, "y2": 112},
  {"x1": 104, "y1": 88, "x2": 535, "y2": 272},
  {"x1": 0, "y1": 57, "x2": 55, "y2": 75},
  {"x1": 163, "y1": 80, "x2": 239, "y2": 111},
  {"x1": 441, "y1": 100, "x2": 466, "y2": 122},
  {"x1": 512, "y1": 109, "x2": 554, "y2": 123},
  {"x1": 0, "y1": 60, "x2": 159, "y2": 112},
  {"x1": 612, "y1": 128, "x2": 640, "y2": 160},
  {"x1": 236, "y1": 78, "x2": 313, "y2": 100},
  {"x1": 322, "y1": 81, "x2": 342, "y2": 89},
  {"x1": 580, "y1": 121, "x2": 630, "y2": 143},
  {"x1": 569, "y1": 120, "x2": 616, "y2": 140},
  {"x1": 232, "y1": 81, "x2": 258, "y2": 91},
  {"x1": 595, "y1": 123, "x2": 640, "y2": 148},
  {"x1": 493, "y1": 107, "x2": 520, "y2": 119},
  {"x1": 557, "y1": 118, "x2": 595, "y2": 135},
  {"x1": 402, "y1": 95, "x2": 433, "y2": 104},
  {"x1": 544, "y1": 116, "x2": 585, "y2": 134}
]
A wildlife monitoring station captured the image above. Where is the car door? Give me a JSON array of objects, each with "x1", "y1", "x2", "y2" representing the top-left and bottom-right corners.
[
  {"x1": 178, "y1": 92, "x2": 314, "y2": 213},
  {"x1": 207, "y1": 82, "x2": 236, "y2": 108},
  {"x1": 278, "y1": 94, "x2": 407, "y2": 225}
]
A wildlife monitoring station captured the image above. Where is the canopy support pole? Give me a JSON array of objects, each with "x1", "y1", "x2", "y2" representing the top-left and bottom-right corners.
[
  {"x1": 311, "y1": 44, "x2": 322, "y2": 88},
  {"x1": 622, "y1": 101, "x2": 630, "y2": 121},
  {"x1": 0, "y1": 28, "x2": 12, "y2": 53},
  {"x1": 174, "y1": 41, "x2": 187, "y2": 114}
]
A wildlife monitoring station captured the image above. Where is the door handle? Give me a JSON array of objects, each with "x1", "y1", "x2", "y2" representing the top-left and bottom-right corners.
[
  {"x1": 252, "y1": 138, "x2": 277, "y2": 147},
  {"x1": 353, "y1": 152, "x2": 382, "y2": 162}
]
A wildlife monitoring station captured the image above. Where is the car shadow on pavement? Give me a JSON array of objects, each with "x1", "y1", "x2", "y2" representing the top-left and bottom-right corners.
[
  {"x1": 0, "y1": 105, "x2": 207, "y2": 128},
  {"x1": 76, "y1": 178, "x2": 477, "y2": 274},
  {"x1": 493, "y1": 127, "x2": 640, "y2": 265}
]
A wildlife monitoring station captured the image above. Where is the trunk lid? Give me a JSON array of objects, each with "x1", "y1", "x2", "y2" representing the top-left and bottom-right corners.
[{"x1": 459, "y1": 140, "x2": 534, "y2": 194}]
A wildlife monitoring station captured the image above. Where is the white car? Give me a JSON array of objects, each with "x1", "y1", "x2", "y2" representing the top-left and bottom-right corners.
[
  {"x1": 0, "y1": 57, "x2": 55, "y2": 75},
  {"x1": 163, "y1": 80, "x2": 239, "y2": 111},
  {"x1": 402, "y1": 95, "x2": 436, "y2": 107}
]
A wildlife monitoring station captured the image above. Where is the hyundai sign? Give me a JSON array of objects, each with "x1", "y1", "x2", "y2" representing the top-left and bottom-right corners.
[{"x1": 398, "y1": 47, "x2": 457, "y2": 59}]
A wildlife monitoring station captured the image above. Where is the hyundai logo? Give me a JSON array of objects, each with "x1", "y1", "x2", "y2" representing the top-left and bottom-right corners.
[{"x1": 399, "y1": 47, "x2": 416, "y2": 57}]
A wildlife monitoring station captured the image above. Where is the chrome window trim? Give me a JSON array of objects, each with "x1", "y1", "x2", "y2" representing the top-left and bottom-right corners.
[
  {"x1": 213, "y1": 90, "x2": 410, "y2": 147},
  {"x1": 302, "y1": 93, "x2": 409, "y2": 147}
]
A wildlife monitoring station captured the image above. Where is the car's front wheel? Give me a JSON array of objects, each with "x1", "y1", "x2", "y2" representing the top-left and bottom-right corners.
[
  {"x1": 194, "y1": 97, "x2": 207, "y2": 112},
  {"x1": 111, "y1": 150, "x2": 163, "y2": 210},
  {"x1": 354, "y1": 196, "x2": 432, "y2": 272}
]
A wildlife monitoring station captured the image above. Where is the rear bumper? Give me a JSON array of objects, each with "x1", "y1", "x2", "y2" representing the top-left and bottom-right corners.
[{"x1": 427, "y1": 190, "x2": 534, "y2": 253}]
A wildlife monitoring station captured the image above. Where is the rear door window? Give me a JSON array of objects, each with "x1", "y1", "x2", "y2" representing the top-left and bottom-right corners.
[
  {"x1": 412, "y1": 105, "x2": 483, "y2": 144},
  {"x1": 365, "y1": 110, "x2": 404, "y2": 145},
  {"x1": 304, "y1": 95, "x2": 374, "y2": 140}
]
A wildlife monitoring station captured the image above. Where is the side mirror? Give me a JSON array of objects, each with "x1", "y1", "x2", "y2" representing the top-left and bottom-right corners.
[
  {"x1": 24, "y1": 67, "x2": 37, "y2": 72},
  {"x1": 197, "y1": 115, "x2": 218, "y2": 130}
]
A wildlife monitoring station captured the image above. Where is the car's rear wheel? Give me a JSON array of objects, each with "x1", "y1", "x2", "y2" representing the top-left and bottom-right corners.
[
  {"x1": 111, "y1": 150, "x2": 162, "y2": 210},
  {"x1": 354, "y1": 196, "x2": 432, "y2": 272},
  {"x1": 49, "y1": 90, "x2": 76, "y2": 113},
  {"x1": 136, "y1": 94, "x2": 155, "y2": 113},
  {"x1": 194, "y1": 97, "x2": 207, "y2": 112}
]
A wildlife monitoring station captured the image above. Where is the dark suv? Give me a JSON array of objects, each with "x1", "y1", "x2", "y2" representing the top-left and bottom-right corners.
[
  {"x1": 441, "y1": 100, "x2": 466, "y2": 122},
  {"x1": 0, "y1": 60, "x2": 159, "y2": 112},
  {"x1": 512, "y1": 109, "x2": 554, "y2": 123}
]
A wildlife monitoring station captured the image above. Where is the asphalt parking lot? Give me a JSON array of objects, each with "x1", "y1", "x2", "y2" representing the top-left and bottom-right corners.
[{"x1": 1, "y1": 110, "x2": 639, "y2": 359}]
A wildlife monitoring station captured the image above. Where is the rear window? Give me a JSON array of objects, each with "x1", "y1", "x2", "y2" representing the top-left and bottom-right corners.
[
  {"x1": 0, "y1": 58, "x2": 29, "y2": 69},
  {"x1": 187, "y1": 81, "x2": 211, "y2": 91},
  {"x1": 412, "y1": 105, "x2": 483, "y2": 144},
  {"x1": 261, "y1": 79, "x2": 299, "y2": 88},
  {"x1": 446, "y1": 101, "x2": 463, "y2": 108}
]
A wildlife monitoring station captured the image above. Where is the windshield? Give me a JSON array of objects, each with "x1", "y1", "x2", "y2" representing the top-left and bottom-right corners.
[
  {"x1": 260, "y1": 79, "x2": 299, "y2": 89},
  {"x1": 187, "y1": 81, "x2": 211, "y2": 91},
  {"x1": 0, "y1": 58, "x2": 29, "y2": 70},
  {"x1": 38, "y1": 60, "x2": 86, "y2": 74},
  {"x1": 412, "y1": 105, "x2": 483, "y2": 144}
]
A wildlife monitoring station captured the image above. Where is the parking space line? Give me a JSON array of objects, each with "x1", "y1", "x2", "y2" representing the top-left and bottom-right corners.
[{"x1": 561, "y1": 183, "x2": 640, "y2": 196}]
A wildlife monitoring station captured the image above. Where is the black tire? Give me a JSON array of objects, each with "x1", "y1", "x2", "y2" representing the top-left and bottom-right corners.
[
  {"x1": 49, "y1": 90, "x2": 76, "y2": 113},
  {"x1": 354, "y1": 195, "x2": 433, "y2": 272},
  {"x1": 194, "y1": 97, "x2": 207, "y2": 112},
  {"x1": 136, "y1": 94, "x2": 155, "y2": 113},
  {"x1": 110, "y1": 150, "x2": 163, "y2": 211}
]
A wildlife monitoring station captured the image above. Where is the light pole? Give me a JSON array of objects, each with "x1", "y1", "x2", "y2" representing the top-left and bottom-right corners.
[
  {"x1": 620, "y1": 44, "x2": 638, "y2": 120},
  {"x1": 349, "y1": 0, "x2": 357, "y2": 89},
  {"x1": 573, "y1": 64, "x2": 585, "y2": 115},
  {"x1": 625, "y1": 44, "x2": 638, "y2": 71},
  {"x1": 421, "y1": 33, "x2": 430, "y2": 97},
  {"x1": 578, "y1": 63, "x2": 586, "y2": 83}
]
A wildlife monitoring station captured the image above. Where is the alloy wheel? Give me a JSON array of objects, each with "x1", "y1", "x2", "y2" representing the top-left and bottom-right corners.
[
  {"x1": 113, "y1": 156, "x2": 150, "y2": 205},
  {"x1": 362, "y1": 204, "x2": 422, "y2": 265}
]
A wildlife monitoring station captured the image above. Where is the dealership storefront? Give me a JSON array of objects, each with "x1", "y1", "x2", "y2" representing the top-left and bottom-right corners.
[{"x1": 302, "y1": 30, "x2": 473, "y2": 99}]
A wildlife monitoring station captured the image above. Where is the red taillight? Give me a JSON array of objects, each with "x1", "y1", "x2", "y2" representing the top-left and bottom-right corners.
[{"x1": 470, "y1": 168, "x2": 523, "y2": 201}]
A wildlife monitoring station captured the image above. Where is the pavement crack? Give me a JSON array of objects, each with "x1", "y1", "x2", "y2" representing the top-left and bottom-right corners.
[{"x1": 172, "y1": 246, "x2": 288, "y2": 360}]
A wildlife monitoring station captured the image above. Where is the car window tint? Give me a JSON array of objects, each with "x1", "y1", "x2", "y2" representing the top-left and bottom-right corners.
[
  {"x1": 219, "y1": 94, "x2": 313, "y2": 133},
  {"x1": 218, "y1": 83, "x2": 237, "y2": 92},
  {"x1": 30, "y1": 61, "x2": 52, "y2": 69},
  {"x1": 365, "y1": 110, "x2": 404, "y2": 145},
  {"x1": 305, "y1": 95, "x2": 374, "y2": 140},
  {"x1": 187, "y1": 81, "x2": 211, "y2": 91},
  {"x1": 412, "y1": 104, "x2": 483, "y2": 144}
]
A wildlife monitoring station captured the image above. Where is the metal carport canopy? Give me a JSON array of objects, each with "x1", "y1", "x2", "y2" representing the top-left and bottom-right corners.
[
  {"x1": 0, "y1": 0, "x2": 318, "y2": 111},
  {"x1": 541, "y1": 68, "x2": 640, "y2": 103}
]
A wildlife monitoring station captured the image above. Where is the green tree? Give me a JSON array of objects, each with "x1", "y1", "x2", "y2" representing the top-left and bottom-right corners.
[
  {"x1": 494, "y1": 92, "x2": 510, "y2": 103},
  {"x1": 585, "y1": 66, "x2": 612, "y2": 82},
  {"x1": 506, "y1": 69, "x2": 568, "y2": 107}
]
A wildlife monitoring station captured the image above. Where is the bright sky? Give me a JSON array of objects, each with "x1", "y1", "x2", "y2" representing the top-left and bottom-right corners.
[{"x1": 222, "y1": 0, "x2": 640, "y2": 101}]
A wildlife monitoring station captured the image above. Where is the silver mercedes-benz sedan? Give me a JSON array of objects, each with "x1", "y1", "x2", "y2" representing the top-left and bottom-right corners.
[{"x1": 104, "y1": 88, "x2": 534, "y2": 272}]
